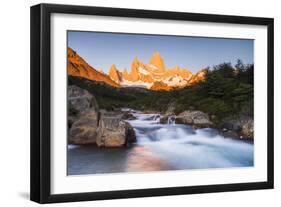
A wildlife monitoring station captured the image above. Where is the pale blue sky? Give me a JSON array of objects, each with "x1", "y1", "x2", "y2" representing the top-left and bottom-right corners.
[{"x1": 68, "y1": 31, "x2": 253, "y2": 74}]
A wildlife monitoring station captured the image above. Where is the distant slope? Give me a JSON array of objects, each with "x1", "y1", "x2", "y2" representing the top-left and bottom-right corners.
[{"x1": 67, "y1": 47, "x2": 120, "y2": 88}]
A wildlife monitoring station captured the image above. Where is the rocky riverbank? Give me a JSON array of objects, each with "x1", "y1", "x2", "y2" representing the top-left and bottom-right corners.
[
  {"x1": 68, "y1": 108, "x2": 254, "y2": 174},
  {"x1": 68, "y1": 85, "x2": 253, "y2": 148},
  {"x1": 68, "y1": 85, "x2": 136, "y2": 147},
  {"x1": 159, "y1": 110, "x2": 253, "y2": 141}
]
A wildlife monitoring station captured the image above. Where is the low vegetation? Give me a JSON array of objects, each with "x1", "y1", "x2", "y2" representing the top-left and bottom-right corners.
[{"x1": 68, "y1": 60, "x2": 253, "y2": 125}]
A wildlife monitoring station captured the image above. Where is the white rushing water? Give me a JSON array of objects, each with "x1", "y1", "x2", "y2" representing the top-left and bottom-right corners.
[
  {"x1": 126, "y1": 111, "x2": 254, "y2": 170},
  {"x1": 68, "y1": 109, "x2": 254, "y2": 175}
]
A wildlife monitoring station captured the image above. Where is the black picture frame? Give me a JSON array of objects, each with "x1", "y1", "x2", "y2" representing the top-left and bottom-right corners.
[{"x1": 30, "y1": 3, "x2": 274, "y2": 204}]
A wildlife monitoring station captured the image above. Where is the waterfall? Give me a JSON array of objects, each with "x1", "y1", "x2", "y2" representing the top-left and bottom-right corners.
[
  {"x1": 168, "y1": 116, "x2": 176, "y2": 125},
  {"x1": 154, "y1": 115, "x2": 161, "y2": 123}
]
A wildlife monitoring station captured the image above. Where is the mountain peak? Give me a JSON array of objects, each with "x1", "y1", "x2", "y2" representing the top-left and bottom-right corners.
[
  {"x1": 149, "y1": 51, "x2": 165, "y2": 72},
  {"x1": 109, "y1": 64, "x2": 121, "y2": 83},
  {"x1": 122, "y1": 68, "x2": 130, "y2": 80},
  {"x1": 110, "y1": 64, "x2": 117, "y2": 71},
  {"x1": 132, "y1": 57, "x2": 140, "y2": 64},
  {"x1": 67, "y1": 47, "x2": 205, "y2": 90},
  {"x1": 130, "y1": 57, "x2": 141, "y2": 81}
]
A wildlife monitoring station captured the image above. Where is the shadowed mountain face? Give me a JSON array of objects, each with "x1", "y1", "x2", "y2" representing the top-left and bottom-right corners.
[{"x1": 67, "y1": 47, "x2": 206, "y2": 91}]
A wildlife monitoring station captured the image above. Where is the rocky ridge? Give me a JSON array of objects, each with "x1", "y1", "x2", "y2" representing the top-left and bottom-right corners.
[
  {"x1": 67, "y1": 47, "x2": 206, "y2": 91},
  {"x1": 67, "y1": 48, "x2": 120, "y2": 88},
  {"x1": 108, "y1": 52, "x2": 207, "y2": 90}
]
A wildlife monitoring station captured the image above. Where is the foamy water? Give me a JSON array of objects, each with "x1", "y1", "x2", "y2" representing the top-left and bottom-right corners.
[
  {"x1": 127, "y1": 112, "x2": 253, "y2": 169},
  {"x1": 67, "y1": 110, "x2": 253, "y2": 175}
]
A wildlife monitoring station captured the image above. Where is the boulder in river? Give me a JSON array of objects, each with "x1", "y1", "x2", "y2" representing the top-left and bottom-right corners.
[
  {"x1": 69, "y1": 109, "x2": 99, "y2": 144},
  {"x1": 96, "y1": 115, "x2": 136, "y2": 147},
  {"x1": 175, "y1": 110, "x2": 213, "y2": 128},
  {"x1": 68, "y1": 85, "x2": 99, "y2": 128},
  {"x1": 68, "y1": 85, "x2": 100, "y2": 144}
]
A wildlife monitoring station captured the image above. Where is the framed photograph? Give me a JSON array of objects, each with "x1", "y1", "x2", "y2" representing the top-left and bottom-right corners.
[{"x1": 30, "y1": 3, "x2": 274, "y2": 203}]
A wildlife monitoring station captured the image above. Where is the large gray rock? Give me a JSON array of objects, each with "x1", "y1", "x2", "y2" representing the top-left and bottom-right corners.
[
  {"x1": 68, "y1": 86, "x2": 100, "y2": 144},
  {"x1": 175, "y1": 110, "x2": 213, "y2": 128},
  {"x1": 69, "y1": 110, "x2": 99, "y2": 144},
  {"x1": 68, "y1": 85, "x2": 99, "y2": 128},
  {"x1": 96, "y1": 115, "x2": 136, "y2": 147}
]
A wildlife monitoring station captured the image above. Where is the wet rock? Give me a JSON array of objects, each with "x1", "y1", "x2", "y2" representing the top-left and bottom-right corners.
[
  {"x1": 96, "y1": 115, "x2": 136, "y2": 147},
  {"x1": 161, "y1": 115, "x2": 176, "y2": 124},
  {"x1": 159, "y1": 116, "x2": 169, "y2": 124},
  {"x1": 221, "y1": 122, "x2": 242, "y2": 132},
  {"x1": 125, "y1": 122, "x2": 137, "y2": 144},
  {"x1": 168, "y1": 116, "x2": 176, "y2": 124},
  {"x1": 121, "y1": 112, "x2": 137, "y2": 120},
  {"x1": 222, "y1": 130, "x2": 240, "y2": 139},
  {"x1": 175, "y1": 110, "x2": 213, "y2": 128},
  {"x1": 220, "y1": 117, "x2": 254, "y2": 139}
]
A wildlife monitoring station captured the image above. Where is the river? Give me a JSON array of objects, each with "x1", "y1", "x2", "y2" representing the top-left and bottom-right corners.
[{"x1": 67, "y1": 110, "x2": 254, "y2": 175}]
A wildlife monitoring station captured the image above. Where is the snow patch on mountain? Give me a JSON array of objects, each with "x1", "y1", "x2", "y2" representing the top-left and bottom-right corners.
[
  {"x1": 163, "y1": 75, "x2": 188, "y2": 87},
  {"x1": 107, "y1": 51, "x2": 205, "y2": 90},
  {"x1": 148, "y1": 64, "x2": 158, "y2": 70},
  {"x1": 121, "y1": 79, "x2": 153, "y2": 89},
  {"x1": 138, "y1": 67, "x2": 150, "y2": 75}
]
